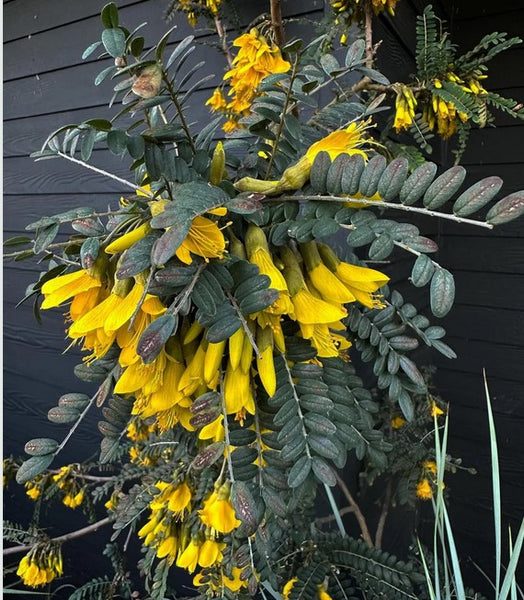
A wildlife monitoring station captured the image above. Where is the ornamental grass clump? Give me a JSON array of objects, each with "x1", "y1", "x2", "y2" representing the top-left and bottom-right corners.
[{"x1": 3, "y1": 1, "x2": 524, "y2": 598}]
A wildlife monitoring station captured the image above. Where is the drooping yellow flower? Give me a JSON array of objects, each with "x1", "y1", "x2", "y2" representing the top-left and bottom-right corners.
[
  {"x1": 206, "y1": 88, "x2": 228, "y2": 112},
  {"x1": 156, "y1": 534, "x2": 178, "y2": 564},
  {"x1": 40, "y1": 269, "x2": 102, "y2": 309},
  {"x1": 199, "y1": 485, "x2": 241, "y2": 534},
  {"x1": 62, "y1": 489, "x2": 85, "y2": 509},
  {"x1": 391, "y1": 415, "x2": 406, "y2": 429},
  {"x1": 256, "y1": 326, "x2": 277, "y2": 396},
  {"x1": 416, "y1": 478, "x2": 433, "y2": 500},
  {"x1": 194, "y1": 566, "x2": 248, "y2": 592},
  {"x1": 175, "y1": 215, "x2": 227, "y2": 264},
  {"x1": 223, "y1": 364, "x2": 255, "y2": 419},
  {"x1": 176, "y1": 538, "x2": 201, "y2": 573},
  {"x1": 283, "y1": 577, "x2": 298, "y2": 600},
  {"x1": 394, "y1": 85, "x2": 417, "y2": 132},
  {"x1": 430, "y1": 401, "x2": 445, "y2": 418},
  {"x1": 317, "y1": 244, "x2": 389, "y2": 309},
  {"x1": 17, "y1": 545, "x2": 63, "y2": 588},
  {"x1": 300, "y1": 242, "x2": 356, "y2": 304},
  {"x1": 198, "y1": 539, "x2": 227, "y2": 568}
]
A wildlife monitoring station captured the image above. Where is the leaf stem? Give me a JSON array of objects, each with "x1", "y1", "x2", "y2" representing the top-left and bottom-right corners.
[
  {"x1": 161, "y1": 72, "x2": 197, "y2": 154},
  {"x1": 3, "y1": 517, "x2": 112, "y2": 557},
  {"x1": 276, "y1": 195, "x2": 494, "y2": 229},
  {"x1": 54, "y1": 152, "x2": 154, "y2": 197},
  {"x1": 375, "y1": 478, "x2": 393, "y2": 548}
]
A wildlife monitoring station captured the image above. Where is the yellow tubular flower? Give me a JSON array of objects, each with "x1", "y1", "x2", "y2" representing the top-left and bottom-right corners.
[
  {"x1": 416, "y1": 478, "x2": 433, "y2": 500},
  {"x1": 256, "y1": 326, "x2": 276, "y2": 396},
  {"x1": 236, "y1": 120, "x2": 372, "y2": 195},
  {"x1": 40, "y1": 269, "x2": 102, "y2": 309},
  {"x1": 317, "y1": 244, "x2": 389, "y2": 309},
  {"x1": 300, "y1": 242, "x2": 356, "y2": 304},
  {"x1": 198, "y1": 485, "x2": 241, "y2": 534},
  {"x1": 245, "y1": 224, "x2": 293, "y2": 316},
  {"x1": 223, "y1": 364, "x2": 255, "y2": 418},
  {"x1": 228, "y1": 327, "x2": 245, "y2": 371},
  {"x1": 105, "y1": 222, "x2": 151, "y2": 254},
  {"x1": 393, "y1": 85, "x2": 417, "y2": 132},
  {"x1": 175, "y1": 215, "x2": 227, "y2": 264},
  {"x1": 156, "y1": 534, "x2": 178, "y2": 564},
  {"x1": 206, "y1": 88, "x2": 228, "y2": 112},
  {"x1": 198, "y1": 539, "x2": 226, "y2": 568},
  {"x1": 176, "y1": 538, "x2": 201, "y2": 573},
  {"x1": 283, "y1": 577, "x2": 298, "y2": 600},
  {"x1": 286, "y1": 271, "x2": 347, "y2": 325},
  {"x1": 204, "y1": 340, "x2": 226, "y2": 384}
]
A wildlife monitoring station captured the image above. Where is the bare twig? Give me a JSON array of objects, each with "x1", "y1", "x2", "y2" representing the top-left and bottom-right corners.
[
  {"x1": 54, "y1": 152, "x2": 153, "y2": 197},
  {"x1": 214, "y1": 15, "x2": 233, "y2": 68},
  {"x1": 375, "y1": 478, "x2": 393, "y2": 548},
  {"x1": 334, "y1": 472, "x2": 374, "y2": 547},
  {"x1": 3, "y1": 517, "x2": 112, "y2": 557},
  {"x1": 316, "y1": 504, "x2": 357, "y2": 525},
  {"x1": 270, "y1": 0, "x2": 285, "y2": 47},
  {"x1": 364, "y1": 1, "x2": 374, "y2": 68}
]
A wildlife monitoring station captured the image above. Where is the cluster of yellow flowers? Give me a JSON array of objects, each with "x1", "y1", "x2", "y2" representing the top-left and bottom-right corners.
[
  {"x1": 393, "y1": 73, "x2": 488, "y2": 138},
  {"x1": 415, "y1": 459, "x2": 439, "y2": 500},
  {"x1": 24, "y1": 465, "x2": 85, "y2": 509},
  {"x1": 17, "y1": 544, "x2": 63, "y2": 588},
  {"x1": 393, "y1": 85, "x2": 417, "y2": 132},
  {"x1": 138, "y1": 478, "x2": 245, "y2": 589},
  {"x1": 207, "y1": 28, "x2": 291, "y2": 132},
  {"x1": 330, "y1": 0, "x2": 399, "y2": 42},
  {"x1": 178, "y1": 0, "x2": 222, "y2": 27}
]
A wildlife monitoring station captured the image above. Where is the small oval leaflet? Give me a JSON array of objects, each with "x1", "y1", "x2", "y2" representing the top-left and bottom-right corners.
[
  {"x1": 231, "y1": 481, "x2": 259, "y2": 536},
  {"x1": 137, "y1": 313, "x2": 177, "y2": 364},
  {"x1": 486, "y1": 191, "x2": 524, "y2": 225},
  {"x1": 24, "y1": 438, "x2": 59, "y2": 457},
  {"x1": 191, "y1": 442, "x2": 225, "y2": 471},
  {"x1": 453, "y1": 176, "x2": 503, "y2": 217},
  {"x1": 430, "y1": 268, "x2": 455, "y2": 318},
  {"x1": 411, "y1": 254, "x2": 435, "y2": 287},
  {"x1": 423, "y1": 166, "x2": 466, "y2": 209},
  {"x1": 48, "y1": 406, "x2": 81, "y2": 424},
  {"x1": 287, "y1": 455, "x2": 312, "y2": 488},
  {"x1": 16, "y1": 455, "x2": 54, "y2": 485}
]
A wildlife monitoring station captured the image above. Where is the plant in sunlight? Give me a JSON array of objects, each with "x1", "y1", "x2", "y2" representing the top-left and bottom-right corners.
[{"x1": 3, "y1": 1, "x2": 524, "y2": 599}]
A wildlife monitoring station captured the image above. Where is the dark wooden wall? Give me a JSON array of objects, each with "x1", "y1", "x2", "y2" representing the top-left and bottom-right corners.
[
  {"x1": 435, "y1": 0, "x2": 524, "y2": 586},
  {"x1": 4, "y1": 0, "x2": 523, "y2": 591}
]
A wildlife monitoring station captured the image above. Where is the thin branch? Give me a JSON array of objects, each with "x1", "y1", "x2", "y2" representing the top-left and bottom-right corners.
[
  {"x1": 226, "y1": 292, "x2": 261, "y2": 359},
  {"x1": 316, "y1": 504, "x2": 356, "y2": 525},
  {"x1": 334, "y1": 472, "x2": 374, "y2": 547},
  {"x1": 375, "y1": 478, "x2": 393, "y2": 548},
  {"x1": 364, "y1": 1, "x2": 374, "y2": 68},
  {"x1": 161, "y1": 72, "x2": 197, "y2": 154},
  {"x1": 54, "y1": 152, "x2": 154, "y2": 197},
  {"x1": 276, "y1": 195, "x2": 494, "y2": 229},
  {"x1": 270, "y1": 0, "x2": 286, "y2": 48},
  {"x1": 3, "y1": 518, "x2": 112, "y2": 557},
  {"x1": 214, "y1": 15, "x2": 233, "y2": 68}
]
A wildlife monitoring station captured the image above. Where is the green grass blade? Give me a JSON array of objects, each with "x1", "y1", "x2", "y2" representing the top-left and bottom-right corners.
[
  {"x1": 499, "y1": 519, "x2": 524, "y2": 600},
  {"x1": 418, "y1": 538, "x2": 437, "y2": 600},
  {"x1": 484, "y1": 370, "x2": 502, "y2": 596}
]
